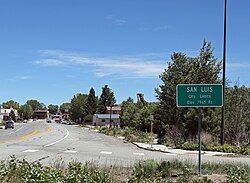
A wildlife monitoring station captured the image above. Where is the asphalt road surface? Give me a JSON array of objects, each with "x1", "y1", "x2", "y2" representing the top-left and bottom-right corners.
[{"x1": 0, "y1": 120, "x2": 249, "y2": 167}]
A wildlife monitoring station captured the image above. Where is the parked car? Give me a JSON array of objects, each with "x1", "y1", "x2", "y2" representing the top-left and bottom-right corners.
[
  {"x1": 46, "y1": 119, "x2": 52, "y2": 123},
  {"x1": 5, "y1": 120, "x2": 14, "y2": 129},
  {"x1": 23, "y1": 119, "x2": 28, "y2": 123}
]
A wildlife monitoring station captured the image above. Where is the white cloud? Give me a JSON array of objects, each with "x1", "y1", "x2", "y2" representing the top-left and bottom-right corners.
[
  {"x1": 34, "y1": 59, "x2": 66, "y2": 66},
  {"x1": 34, "y1": 50, "x2": 167, "y2": 78}
]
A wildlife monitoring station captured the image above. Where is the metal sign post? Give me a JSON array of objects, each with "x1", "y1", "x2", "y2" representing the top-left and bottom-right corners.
[
  {"x1": 198, "y1": 108, "x2": 202, "y2": 175},
  {"x1": 176, "y1": 84, "x2": 223, "y2": 175}
]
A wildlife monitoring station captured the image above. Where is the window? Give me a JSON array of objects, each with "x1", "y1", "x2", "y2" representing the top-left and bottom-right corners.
[{"x1": 101, "y1": 119, "x2": 105, "y2": 122}]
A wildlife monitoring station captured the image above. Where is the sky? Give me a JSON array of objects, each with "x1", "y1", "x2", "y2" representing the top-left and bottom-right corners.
[{"x1": 1, "y1": 0, "x2": 250, "y2": 106}]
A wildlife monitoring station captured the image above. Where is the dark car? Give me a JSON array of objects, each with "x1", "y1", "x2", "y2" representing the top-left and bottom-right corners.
[{"x1": 5, "y1": 120, "x2": 14, "y2": 129}]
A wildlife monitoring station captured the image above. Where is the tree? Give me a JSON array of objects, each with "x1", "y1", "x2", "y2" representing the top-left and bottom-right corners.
[
  {"x1": 225, "y1": 85, "x2": 250, "y2": 145},
  {"x1": 26, "y1": 100, "x2": 44, "y2": 111},
  {"x1": 18, "y1": 104, "x2": 33, "y2": 120},
  {"x1": 121, "y1": 97, "x2": 156, "y2": 131},
  {"x1": 85, "y1": 88, "x2": 99, "y2": 123},
  {"x1": 155, "y1": 40, "x2": 222, "y2": 137},
  {"x1": 2, "y1": 100, "x2": 20, "y2": 109},
  {"x1": 48, "y1": 104, "x2": 59, "y2": 114},
  {"x1": 60, "y1": 103, "x2": 71, "y2": 113},
  {"x1": 9, "y1": 110, "x2": 16, "y2": 122},
  {"x1": 69, "y1": 93, "x2": 88, "y2": 123},
  {"x1": 85, "y1": 88, "x2": 99, "y2": 115},
  {"x1": 121, "y1": 97, "x2": 137, "y2": 128},
  {"x1": 99, "y1": 85, "x2": 116, "y2": 114}
]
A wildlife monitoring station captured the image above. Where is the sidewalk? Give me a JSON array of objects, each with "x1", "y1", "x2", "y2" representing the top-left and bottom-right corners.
[{"x1": 132, "y1": 142, "x2": 235, "y2": 156}]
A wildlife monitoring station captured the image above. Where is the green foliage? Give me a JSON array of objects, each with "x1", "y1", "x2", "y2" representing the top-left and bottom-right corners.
[
  {"x1": 48, "y1": 104, "x2": 59, "y2": 115},
  {"x1": 226, "y1": 166, "x2": 249, "y2": 183},
  {"x1": 0, "y1": 156, "x2": 110, "y2": 183},
  {"x1": 173, "y1": 142, "x2": 250, "y2": 155},
  {"x1": 0, "y1": 156, "x2": 250, "y2": 182},
  {"x1": 85, "y1": 88, "x2": 99, "y2": 115},
  {"x1": 155, "y1": 40, "x2": 222, "y2": 138},
  {"x1": 59, "y1": 102, "x2": 71, "y2": 113},
  {"x1": 69, "y1": 93, "x2": 88, "y2": 122},
  {"x1": 1, "y1": 100, "x2": 20, "y2": 109},
  {"x1": 26, "y1": 99, "x2": 45, "y2": 111},
  {"x1": 225, "y1": 85, "x2": 250, "y2": 145},
  {"x1": 99, "y1": 85, "x2": 116, "y2": 114},
  {"x1": 18, "y1": 104, "x2": 33, "y2": 120},
  {"x1": 121, "y1": 97, "x2": 156, "y2": 132},
  {"x1": 9, "y1": 110, "x2": 16, "y2": 122},
  {"x1": 99, "y1": 127, "x2": 153, "y2": 143}
]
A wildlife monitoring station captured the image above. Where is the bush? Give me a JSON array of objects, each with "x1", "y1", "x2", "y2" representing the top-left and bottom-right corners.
[
  {"x1": 99, "y1": 127, "x2": 153, "y2": 143},
  {"x1": 226, "y1": 166, "x2": 249, "y2": 183}
]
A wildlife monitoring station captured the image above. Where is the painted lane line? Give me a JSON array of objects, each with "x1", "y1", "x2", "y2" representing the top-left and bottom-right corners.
[
  {"x1": 44, "y1": 128, "x2": 69, "y2": 147},
  {"x1": 133, "y1": 152, "x2": 145, "y2": 156},
  {"x1": 64, "y1": 150, "x2": 77, "y2": 153},
  {"x1": 23, "y1": 149, "x2": 39, "y2": 153},
  {"x1": 100, "y1": 151, "x2": 112, "y2": 155}
]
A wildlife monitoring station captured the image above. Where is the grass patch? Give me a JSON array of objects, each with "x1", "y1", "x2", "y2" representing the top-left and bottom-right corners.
[
  {"x1": 1, "y1": 156, "x2": 249, "y2": 182},
  {"x1": 99, "y1": 127, "x2": 154, "y2": 143}
]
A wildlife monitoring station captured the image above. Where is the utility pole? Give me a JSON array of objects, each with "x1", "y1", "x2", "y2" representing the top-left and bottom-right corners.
[
  {"x1": 109, "y1": 105, "x2": 113, "y2": 128},
  {"x1": 221, "y1": 0, "x2": 227, "y2": 145}
]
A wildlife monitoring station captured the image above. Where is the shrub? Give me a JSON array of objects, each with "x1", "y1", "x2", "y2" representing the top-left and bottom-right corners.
[{"x1": 226, "y1": 166, "x2": 249, "y2": 183}]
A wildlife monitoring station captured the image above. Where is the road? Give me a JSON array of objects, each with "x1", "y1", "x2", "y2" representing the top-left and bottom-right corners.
[{"x1": 0, "y1": 120, "x2": 249, "y2": 167}]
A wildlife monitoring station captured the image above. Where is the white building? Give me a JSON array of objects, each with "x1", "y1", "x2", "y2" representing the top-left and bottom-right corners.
[
  {"x1": 0, "y1": 107, "x2": 18, "y2": 122},
  {"x1": 93, "y1": 114, "x2": 120, "y2": 126}
]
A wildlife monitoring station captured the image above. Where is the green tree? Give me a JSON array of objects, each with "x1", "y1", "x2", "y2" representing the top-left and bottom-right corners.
[
  {"x1": 85, "y1": 88, "x2": 99, "y2": 123},
  {"x1": 2, "y1": 100, "x2": 20, "y2": 109},
  {"x1": 225, "y1": 85, "x2": 250, "y2": 145},
  {"x1": 121, "y1": 97, "x2": 156, "y2": 131},
  {"x1": 155, "y1": 40, "x2": 222, "y2": 137},
  {"x1": 18, "y1": 104, "x2": 33, "y2": 120},
  {"x1": 121, "y1": 97, "x2": 137, "y2": 128},
  {"x1": 69, "y1": 93, "x2": 88, "y2": 123},
  {"x1": 85, "y1": 88, "x2": 99, "y2": 115},
  {"x1": 9, "y1": 110, "x2": 17, "y2": 122},
  {"x1": 60, "y1": 103, "x2": 71, "y2": 113},
  {"x1": 99, "y1": 85, "x2": 116, "y2": 114},
  {"x1": 48, "y1": 104, "x2": 59, "y2": 114},
  {"x1": 26, "y1": 100, "x2": 44, "y2": 111}
]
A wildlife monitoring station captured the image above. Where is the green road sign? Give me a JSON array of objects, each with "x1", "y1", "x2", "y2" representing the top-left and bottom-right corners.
[{"x1": 176, "y1": 84, "x2": 223, "y2": 107}]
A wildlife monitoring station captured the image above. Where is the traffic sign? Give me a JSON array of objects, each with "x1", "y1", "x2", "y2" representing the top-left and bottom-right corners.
[{"x1": 176, "y1": 84, "x2": 223, "y2": 107}]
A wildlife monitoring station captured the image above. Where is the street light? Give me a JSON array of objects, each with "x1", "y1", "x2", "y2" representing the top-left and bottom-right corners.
[{"x1": 221, "y1": 0, "x2": 227, "y2": 145}]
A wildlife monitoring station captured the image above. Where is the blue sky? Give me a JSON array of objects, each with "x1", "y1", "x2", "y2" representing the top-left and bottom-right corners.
[{"x1": 1, "y1": 0, "x2": 250, "y2": 106}]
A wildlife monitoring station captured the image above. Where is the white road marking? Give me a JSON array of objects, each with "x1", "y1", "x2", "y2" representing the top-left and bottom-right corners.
[
  {"x1": 23, "y1": 149, "x2": 39, "y2": 153},
  {"x1": 44, "y1": 128, "x2": 69, "y2": 147},
  {"x1": 64, "y1": 150, "x2": 77, "y2": 153},
  {"x1": 100, "y1": 151, "x2": 112, "y2": 155},
  {"x1": 133, "y1": 152, "x2": 145, "y2": 156}
]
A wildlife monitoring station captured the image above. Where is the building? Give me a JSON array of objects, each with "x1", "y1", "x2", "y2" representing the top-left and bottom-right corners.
[
  {"x1": 92, "y1": 114, "x2": 120, "y2": 126},
  {"x1": 0, "y1": 107, "x2": 18, "y2": 122},
  {"x1": 106, "y1": 106, "x2": 121, "y2": 114},
  {"x1": 33, "y1": 110, "x2": 49, "y2": 119}
]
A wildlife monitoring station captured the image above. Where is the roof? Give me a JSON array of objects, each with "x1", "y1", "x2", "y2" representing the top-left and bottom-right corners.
[
  {"x1": 106, "y1": 106, "x2": 121, "y2": 111},
  {"x1": 94, "y1": 114, "x2": 120, "y2": 119}
]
